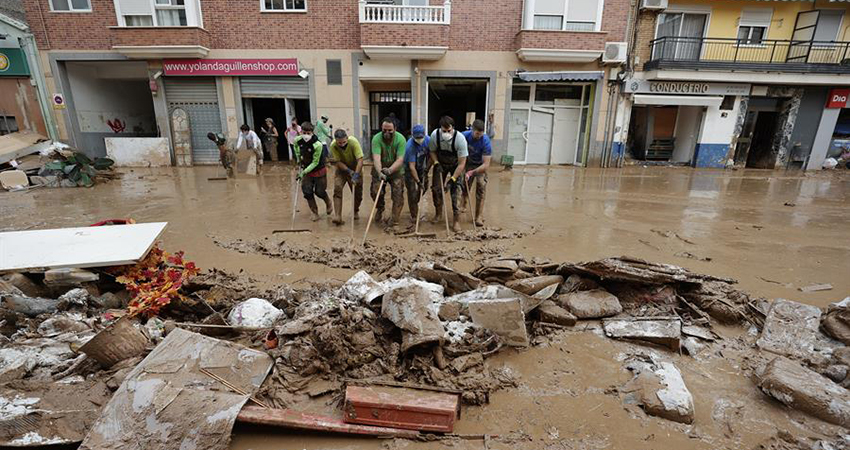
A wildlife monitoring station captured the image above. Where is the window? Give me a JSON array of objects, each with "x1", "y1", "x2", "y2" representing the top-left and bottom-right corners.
[
  {"x1": 0, "y1": 116, "x2": 18, "y2": 136},
  {"x1": 737, "y1": 26, "x2": 766, "y2": 45},
  {"x1": 512, "y1": 84, "x2": 531, "y2": 102},
  {"x1": 737, "y1": 8, "x2": 772, "y2": 45},
  {"x1": 326, "y1": 60, "x2": 342, "y2": 85},
  {"x1": 124, "y1": 14, "x2": 153, "y2": 26},
  {"x1": 655, "y1": 12, "x2": 707, "y2": 60},
  {"x1": 813, "y1": 10, "x2": 844, "y2": 42},
  {"x1": 263, "y1": 0, "x2": 306, "y2": 12},
  {"x1": 156, "y1": 0, "x2": 187, "y2": 26},
  {"x1": 534, "y1": 84, "x2": 583, "y2": 105},
  {"x1": 50, "y1": 0, "x2": 91, "y2": 12},
  {"x1": 527, "y1": 0, "x2": 602, "y2": 32}
]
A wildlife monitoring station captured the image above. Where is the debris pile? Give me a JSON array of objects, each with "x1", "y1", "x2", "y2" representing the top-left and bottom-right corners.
[
  {"x1": 1, "y1": 136, "x2": 117, "y2": 191},
  {"x1": 1, "y1": 221, "x2": 849, "y2": 447}
]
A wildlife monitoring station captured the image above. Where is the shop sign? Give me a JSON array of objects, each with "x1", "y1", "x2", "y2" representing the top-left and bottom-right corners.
[
  {"x1": 0, "y1": 48, "x2": 30, "y2": 77},
  {"x1": 826, "y1": 88, "x2": 850, "y2": 109},
  {"x1": 624, "y1": 79, "x2": 750, "y2": 96},
  {"x1": 162, "y1": 59, "x2": 299, "y2": 76}
]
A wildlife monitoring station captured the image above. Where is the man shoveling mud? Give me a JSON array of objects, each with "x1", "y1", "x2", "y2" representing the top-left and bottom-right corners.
[
  {"x1": 370, "y1": 117, "x2": 406, "y2": 227},
  {"x1": 207, "y1": 132, "x2": 234, "y2": 177},
  {"x1": 329, "y1": 129, "x2": 363, "y2": 225},
  {"x1": 462, "y1": 119, "x2": 492, "y2": 227},
  {"x1": 429, "y1": 116, "x2": 468, "y2": 233},
  {"x1": 293, "y1": 122, "x2": 333, "y2": 221},
  {"x1": 404, "y1": 124, "x2": 431, "y2": 228}
]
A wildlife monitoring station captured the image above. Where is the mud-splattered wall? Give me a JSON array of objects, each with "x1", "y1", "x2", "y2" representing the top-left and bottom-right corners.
[
  {"x1": 0, "y1": 77, "x2": 47, "y2": 136},
  {"x1": 767, "y1": 86, "x2": 804, "y2": 169}
]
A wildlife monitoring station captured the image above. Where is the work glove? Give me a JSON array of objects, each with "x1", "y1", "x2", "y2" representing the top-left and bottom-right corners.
[
  {"x1": 379, "y1": 168, "x2": 390, "y2": 181},
  {"x1": 351, "y1": 172, "x2": 361, "y2": 183},
  {"x1": 444, "y1": 176, "x2": 457, "y2": 191},
  {"x1": 296, "y1": 170, "x2": 305, "y2": 181}
]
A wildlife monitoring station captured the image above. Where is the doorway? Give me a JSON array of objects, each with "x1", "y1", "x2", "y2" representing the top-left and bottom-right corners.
[
  {"x1": 427, "y1": 78, "x2": 488, "y2": 132},
  {"x1": 370, "y1": 91, "x2": 411, "y2": 138},
  {"x1": 243, "y1": 97, "x2": 310, "y2": 161},
  {"x1": 745, "y1": 111, "x2": 780, "y2": 168}
]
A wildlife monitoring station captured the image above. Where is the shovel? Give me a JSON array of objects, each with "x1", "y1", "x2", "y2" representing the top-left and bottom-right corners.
[
  {"x1": 438, "y1": 171, "x2": 451, "y2": 235},
  {"x1": 399, "y1": 178, "x2": 436, "y2": 239},
  {"x1": 273, "y1": 172, "x2": 311, "y2": 233},
  {"x1": 463, "y1": 175, "x2": 478, "y2": 231},
  {"x1": 361, "y1": 178, "x2": 385, "y2": 246}
]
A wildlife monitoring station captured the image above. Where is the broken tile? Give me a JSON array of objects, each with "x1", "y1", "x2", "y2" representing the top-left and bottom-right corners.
[
  {"x1": 468, "y1": 298, "x2": 528, "y2": 347},
  {"x1": 603, "y1": 318, "x2": 681, "y2": 350}
]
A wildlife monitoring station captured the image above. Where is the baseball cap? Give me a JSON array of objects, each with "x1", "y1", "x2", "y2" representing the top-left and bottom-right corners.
[{"x1": 412, "y1": 125, "x2": 425, "y2": 138}]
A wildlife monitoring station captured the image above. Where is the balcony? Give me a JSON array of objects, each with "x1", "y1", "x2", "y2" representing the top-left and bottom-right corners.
[
  {"x1": 515, "y1": 30, "x2": 607, "y2": 62},
  {"x1": 646, "y1": 36, "x2": 850, "y2": 74},
  {"x1": 358, "y1": 1, "x2": 451, "y2": 60},
  {"x1": 110, "y1": 27, "x2": 211, "y2": 59}
]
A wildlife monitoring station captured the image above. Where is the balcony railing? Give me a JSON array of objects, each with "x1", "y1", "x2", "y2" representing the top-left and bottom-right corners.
[
  {"x1": 358, "y1": 0, "x2": 451, "y2": 24},
  {"x1": 647, "y1": 36, "x2": 850, "y2": 73}
]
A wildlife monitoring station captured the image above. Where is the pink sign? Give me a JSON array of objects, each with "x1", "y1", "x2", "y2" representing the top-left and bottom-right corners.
[{"x1": 162, "y1": 58, "x2": 299, "y2": 76}]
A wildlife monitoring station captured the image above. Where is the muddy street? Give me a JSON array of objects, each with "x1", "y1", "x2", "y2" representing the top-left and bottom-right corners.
[
  {"x1": 1, "y1": 164, "x2": 849, "y2": 450},
  {"x1": 2, "y1": 164, "x2": 847, "y2": 305}
]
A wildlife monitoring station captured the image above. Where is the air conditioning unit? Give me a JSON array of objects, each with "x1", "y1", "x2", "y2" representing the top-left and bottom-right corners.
[
  {"x1": 641, "y1": 0, "x2": 667, "y2": 10},
  {"x1": 603, "y1": 42, "x2": 628, "y2": 64}
]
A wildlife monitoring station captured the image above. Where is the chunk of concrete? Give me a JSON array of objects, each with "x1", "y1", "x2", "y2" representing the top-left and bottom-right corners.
[
  {"x1": 468, "y1": 298, "x2": 528, "y2": 347},
  {"x1": 0, "y1": 170, "x2": 28, "y2": 190},
  {"x1": 438, "y1": 301, "x2": 462, "y2": 321},
  {"x1": 562, "y1": 289, "x2": 622, "y2": 319},
  {"x1": 536, "y1": 300, "x2": 577, "y2": 326},
  {"x1": 1, "y1": 295, "x2": 59, "y2": 317},
  {"x1": 382, "y1": 283, "x2": 445, "y2": 352},
  {"x1": 341, "y1": 270, "x2": 386, "y2": 306},
  {"x1": 624, "y1": 355, "x2": 695, "y2": 424},
  {"x1": 603, "y1": 318, "x2": 681, "y2": 350},
  {"x1": 44, "y1": 268, "x2": 99, "y2": 286},
  {"x1": 757, "y1": 356, "x2": 850, "y2": 427},
  {"x1": 506, "y1": 275, "x2": 563, "y2": 296},
  {"x1": 756, "y1": 299, "x2": 821, "y2": 360},
  {"x1": 449, "y1": 285, "x2": 540, "y2": 314}
]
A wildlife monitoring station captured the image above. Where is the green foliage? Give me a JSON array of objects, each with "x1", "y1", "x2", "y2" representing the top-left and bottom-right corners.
[{"x1": 43, "y1": 153, "x2": 114, "y2": 187}]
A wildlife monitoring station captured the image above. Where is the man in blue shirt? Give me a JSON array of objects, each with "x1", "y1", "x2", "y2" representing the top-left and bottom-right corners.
[
  {"x1": 462, "y1": 119, "x2": 492, "y2": 227},
  {"x1": 404, "y1": 125, "x2": 430, "y2": 227}
]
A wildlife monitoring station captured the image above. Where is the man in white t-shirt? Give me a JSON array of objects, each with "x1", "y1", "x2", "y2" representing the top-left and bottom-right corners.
[{"x1": 428, "y1": 115, "x2": 468, "y2": 232}]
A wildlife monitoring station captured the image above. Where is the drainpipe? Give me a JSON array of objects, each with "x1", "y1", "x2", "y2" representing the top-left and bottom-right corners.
[{"x1": 20, "y1": 34, "x2": 58, "y2": 141}]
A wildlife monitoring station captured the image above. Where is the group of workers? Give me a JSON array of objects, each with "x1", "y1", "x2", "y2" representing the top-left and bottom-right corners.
[
  {"x1": 210, "y1": 114, "x2": 492, "y2": 232},
  {"x1": 293, "y1": 115, "x2": 492, "y2": 232}
]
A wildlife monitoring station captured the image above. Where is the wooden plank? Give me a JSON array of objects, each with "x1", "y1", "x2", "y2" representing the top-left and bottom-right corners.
[
  {"x1": 0, "y1": 222, "x2": 167, "y2": 273},
  {"x1": 344, "y1": 385, "x2": 460, "y2": 433},
  {"x1": 236, "y1": 406, "x2": 420, "y2": 438}
]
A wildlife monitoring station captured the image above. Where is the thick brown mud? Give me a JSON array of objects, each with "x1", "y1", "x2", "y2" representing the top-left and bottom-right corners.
[{"x1": 2, "y1": 164, "x2": 849, "y2": 449}]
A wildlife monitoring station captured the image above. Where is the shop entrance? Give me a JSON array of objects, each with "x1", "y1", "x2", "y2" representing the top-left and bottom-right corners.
[
  {"x1": 627, "y1": 105, "x2": 703, "y2": 164},
  {"x1": 744, "y1": 111, "x2": 780, "y2": 168},
  {"x1": 370, "y1": 91, "x2": 411, "y2": 138},
  {"x1": 244, "y1": 97, "x2": 309, "y2": 161},
  {"x1": 427, "y1": 78, "x2": 488, "y2": 131}
]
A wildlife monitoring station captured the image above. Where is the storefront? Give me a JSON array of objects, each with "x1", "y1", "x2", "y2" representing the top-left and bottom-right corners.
[
  {"x1": 624, "y1": 78, "x2": 749, "y2": 168},
  {"x1": 808, "y1": 88, "x2": 850, "y2": 170},
  {"x1": 0, "y1": 41, "x2": 46, "y2": 136},
  {"x1": 506, "y1": 71, "x2": 601, "y2": 166},
  {"x1": 161, "y1": 58, "x2": 311, "y2": 165}
]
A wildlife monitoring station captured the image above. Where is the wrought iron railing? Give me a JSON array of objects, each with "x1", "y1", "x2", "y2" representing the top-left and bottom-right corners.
[
  {"x1": 359, "y1": 0, "x2": 451, "y2": 24},
  {"x1": 648, "y1": 36, "x2": 850, "y2": 65}
]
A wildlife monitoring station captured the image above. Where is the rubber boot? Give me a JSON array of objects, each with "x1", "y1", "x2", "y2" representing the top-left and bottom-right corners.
[
  {"x1": 332, "y1": 196, "x2": 344, "y2": 225},
  {"x1": 451, "y1": 216, "x2": 462, "y2": 233},
  {"x1": 474, "y1": 195, "x2": 485, "y2": 227},
  {"x1": 307, "y1": 198, "x2": 320, "y2": 222}
]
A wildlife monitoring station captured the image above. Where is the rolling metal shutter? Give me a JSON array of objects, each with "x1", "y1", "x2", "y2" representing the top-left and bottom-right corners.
[
  {"x1": 240, "y1": 77, "x2": 309, "y2": 99},
  {"x1": 165, "y1": 77, "x2": 221, "y2": 164}
]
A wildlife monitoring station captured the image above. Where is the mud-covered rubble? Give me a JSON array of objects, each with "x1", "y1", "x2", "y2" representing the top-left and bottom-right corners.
[{"x1": 1, "y1": 252, "x2": 850, "y2": 447}]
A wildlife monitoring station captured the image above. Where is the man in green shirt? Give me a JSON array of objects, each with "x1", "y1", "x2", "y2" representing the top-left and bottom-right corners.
[
  {"x1": 316, "y1": 115, "x2": 332, "y2": 146},
  {"x1": 370, "y1": 117, "x2": 406, "y2": 226},
  {"x1": 329, "y1": 129, "x2": 363, "y2": 225},
  {"x1": 293, "y1": 122, "x2": 332, "y2": 221}
]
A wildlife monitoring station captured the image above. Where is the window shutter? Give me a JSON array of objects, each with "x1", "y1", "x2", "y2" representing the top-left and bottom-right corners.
[
  {"x1": 326, "y1": 60, "x2": 342, "y2": 86},
  {"x1": 567, "y1": 0, "x2": 599, "y2": 22},
  {"x1": 535, "y1": 0, "x2": 565, "y2": 15},
  {"x1": 119, "y1": 0, "x2": 153, "y2": 15},
  {"x1": 739, "y1": 8, "x2": 772, "y2": 28}
]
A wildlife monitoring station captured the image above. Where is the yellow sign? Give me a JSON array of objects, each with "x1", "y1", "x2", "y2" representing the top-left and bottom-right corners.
[{"x1": 0, "y1": 54, "x2": 9, "y2": 72}]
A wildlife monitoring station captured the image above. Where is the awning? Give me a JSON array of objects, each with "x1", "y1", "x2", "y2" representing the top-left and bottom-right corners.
[
  {"x1": 633, "y1": 94, "x2": 724, "y2": 107},
  {"x1": 517, "y1": 71, "x2": 604, "y2": 82}
]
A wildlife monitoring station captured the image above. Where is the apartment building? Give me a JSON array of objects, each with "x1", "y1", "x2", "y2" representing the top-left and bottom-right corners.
[
  {"x1": 22, "y1": 0, "x2": 632, "y2": 166},
  {"x1": 616, "y1": 0, "x2": 850, "y2": 170}
]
